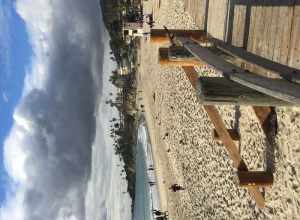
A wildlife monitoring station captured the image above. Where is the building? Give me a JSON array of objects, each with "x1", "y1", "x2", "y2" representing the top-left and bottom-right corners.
[{"x1": 122, "y1": 22, "x2": 144, "y2": 43}]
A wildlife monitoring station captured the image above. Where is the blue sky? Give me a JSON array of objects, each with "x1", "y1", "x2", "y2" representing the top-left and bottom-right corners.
[{"x1": 0, "y1": 0, "x2": 32, "y2": 204}]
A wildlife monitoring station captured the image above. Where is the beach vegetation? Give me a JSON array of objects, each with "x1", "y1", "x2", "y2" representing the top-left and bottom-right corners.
[{"x1": 101, "y1": 0, "x2": 142, "y2": 211}]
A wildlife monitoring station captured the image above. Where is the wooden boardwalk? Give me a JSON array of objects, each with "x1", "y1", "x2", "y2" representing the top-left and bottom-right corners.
[{"x1": 183, "y1": 0, "x2": 300, "y2": 72}]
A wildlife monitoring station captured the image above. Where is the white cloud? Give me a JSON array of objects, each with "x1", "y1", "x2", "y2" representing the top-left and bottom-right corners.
[
  {"x1": 0, "y1": 189, "x2": 25, "y2": 220},
  {"x1": 1, "y1": 0, "x2": 105, "y2": 219}
]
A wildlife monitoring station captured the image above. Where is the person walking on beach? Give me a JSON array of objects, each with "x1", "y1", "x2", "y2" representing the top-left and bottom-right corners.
[
  {"x1": 153, "y1": 209, "x2": 168, "y2": 220},
  {"x1": 169, "y1": 184, "x2": 185, "y2": 192},
  {"x1": 149, "y1": 181, "x2": 156, "y2": 186},
  {"x1": 148, "y1": 164, "x2": 155, "y2": 171}
]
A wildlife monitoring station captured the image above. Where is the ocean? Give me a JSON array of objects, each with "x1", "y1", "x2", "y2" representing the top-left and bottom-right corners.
[{"x1": 134, "y1": 121, "x2": 161, "y2": 220}]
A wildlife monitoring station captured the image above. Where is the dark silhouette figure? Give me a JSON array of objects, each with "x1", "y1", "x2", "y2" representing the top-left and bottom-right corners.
[
  {"x1": 169, "y1": 184, "x2": 185, "y2": 192},
  {"x1": 145, "y1": 14, "x2": 155, "y2": 28},
  {"x1": 153, "y1": 210, "x2": 169, "y2": 220},
  {"x1": 149, "y1": 181, "x2": 156, "y2": 186}
]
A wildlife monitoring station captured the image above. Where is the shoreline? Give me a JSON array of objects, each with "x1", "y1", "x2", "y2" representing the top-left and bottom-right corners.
[{"x1": 134, "y1": 117, "x2": 162, "y2": 220}]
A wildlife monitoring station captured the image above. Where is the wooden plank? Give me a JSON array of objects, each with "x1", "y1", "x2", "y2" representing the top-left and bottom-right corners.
[
  {"x1": 253, "y1": 0, "x2": 267, "y2": 57},
  {"x1": 207, "y1": 0, "x2": 229, "y2": 40},
  {"x1": 183, "y1": 66, "x2": 266, "y2": 208},
  {"x1": 288, "y1": 2, "x2": 300, "y2": 69},
  {"x1": 210, "y1": 38, "x2": 300, "y2": 83},
  {"x1": 246, "y1": 1, "x2": 261, "y2": 77},
  {"x1": 280, "y1": 5, "x2": 294, "y2": 65},
  {"x1": 231, "y1": 3, "x2": 239, "y2": 46},
  {"x1": 178, "y1": 37, "x2": 241, "y2": 73},
  {"x1": 268, "y1": 3, "x2": 279, "y2": 64},
  {"x1": 232, "y1": 5, "x2": 246, "y2": 47},
  {"x1": 273, "y1": 3, "x2": 285, "y2": 63},
  {"x1": 230, "y1": 72, "x2": 300, "y2": 104},
  {"x1": 261, "y1": 4, "x2": 273, "y2": 60},
  {"x1": 178, "y1": 37, "x2": 300, "y2": 104},
  {"x1": 247, "y1": 1, "x2": 257, "y2": 52},
  {"x1": 197, "y1": 77, "x2": 290, "y2": 106},
  {"x1": 150, "y1": 29, "x2": 207, "y2": 44},
  {"x1": 246, "y1": 0, "x2": 258, "y2": 71}
]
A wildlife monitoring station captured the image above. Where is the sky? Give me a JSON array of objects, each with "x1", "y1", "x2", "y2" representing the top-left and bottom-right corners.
[
  {"x1": 0, "y1": 0, "x2": 32, "y2": 204},
  {"x1": 0, "y1": 0, "x2": 106, "y2": 219}
]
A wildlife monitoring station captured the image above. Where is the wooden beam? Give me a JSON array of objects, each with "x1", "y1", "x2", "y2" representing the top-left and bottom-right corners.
[
  {"x1": 253, "y1": 106, "x2": 276, "y2": 137},
  {"x1": 178, "y1": 37, "x2": 300, "y2": 105},
  {"x1": 210, "y1": 38, "x2": 300, "y2": 84},
  {"x1": 230, "y1": 72, "x2": 300, "y2": 104},
  {"x1": 183, "y1": 66, "x2": 265, "y2": 208},
  {"x1": 150, "y1": 29, "x2": 208, "y2": 44},
  {"x1": 238, "y1": 171, "x2": 273, "y2": 187},
  {"x1": 178, "y1": 37, "x2": 238, "y2": 73},
  {"x1": 204, "y1": 105, "x2": 265, "y2": 208},
  {"x1": 182, "y1": 66, "x2": 199, "y2": 89},
  {"x1": 197, "y1": 77, "x2": 290, "y2": 106},
  {"x1": 203, "y1": 105, "x2": 245, "y2": 169},
  {"x1": 213, "y1": 129, "x2": 240, "y2": 141}
]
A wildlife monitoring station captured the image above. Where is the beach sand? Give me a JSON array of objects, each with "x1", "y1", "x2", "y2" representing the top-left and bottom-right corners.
[{"x1": 137, "y1": 0, "x2": 300, "y2": 219}]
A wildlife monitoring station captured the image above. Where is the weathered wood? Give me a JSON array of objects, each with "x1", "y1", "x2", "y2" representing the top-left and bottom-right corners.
[
  {"x1": 230, "y1": 72, "x2": 300, "y2": 104},
  {"x1": 204, "y1": 105, "x2": 246, "y2": 169},
  {"x1": 150, "y1": 29, "x2": 208, "y2": 44},
  {"x1": 238, "y1": 171, "x2": 273, "y2": 187},
  {"x1": 213, "y1": 129, "x2": 240, "y2": 141},
  {"x1": 288, "y1": 2, "x2": 300, "y2": 69},
  {"x1": 253, "y1": 106, "x2": 275, "y2": 136},
  {"x1": 183, "y1": 67, "x2": 265, "y2": 208},
  {"x1": 197, "y1": 77, "x2": 290, "y2": 106},
  {"x1": 182, "y1": 66, "x2": 199, "y2": 89},
  {"x1": 210, "y1": 38, "x2": 300, "y2": 83},
  {"x1": 178, "y1": 37, "x2": 300, "y2": 104},
  {"x1": 159, "y1": 47, "x2": 204, "y2": 66},
  {"x1": 231, "y1": 5, "x2": 246, "y2": 47},
  {"x1": 178, "y1": 37, "x2": 243, "y2": 72},
  {"x1": 207, "y1": 0, "x2": 229, "y2": 41},
  {"x1": 204, "y1": 105, "x2": 265, "y2": 208}
]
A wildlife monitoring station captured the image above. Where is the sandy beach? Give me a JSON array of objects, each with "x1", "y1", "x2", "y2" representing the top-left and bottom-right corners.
[{"x1": 137, "y1": 0, "x2": 300, "y2": 219}]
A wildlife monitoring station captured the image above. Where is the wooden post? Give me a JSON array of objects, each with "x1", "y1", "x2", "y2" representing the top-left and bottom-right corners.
[
  {"x1": 213, "y1": 129, "x2": 240, "y2": 141},
  {"x1": 197, "y1": 77, "x2": 290, "y2": 106},
  {"x1": 183, "y1": 66, "x2": 266, "y2": 208},
  {"x1": 159, "y1": 47, "x2": 204, "y2": 66},
  {"x1": 238, "y1": 171, "x2": 273, "y2": 187},
  {"x1": 151, "y1": 29, "x2": 208, "y2": 44}
]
